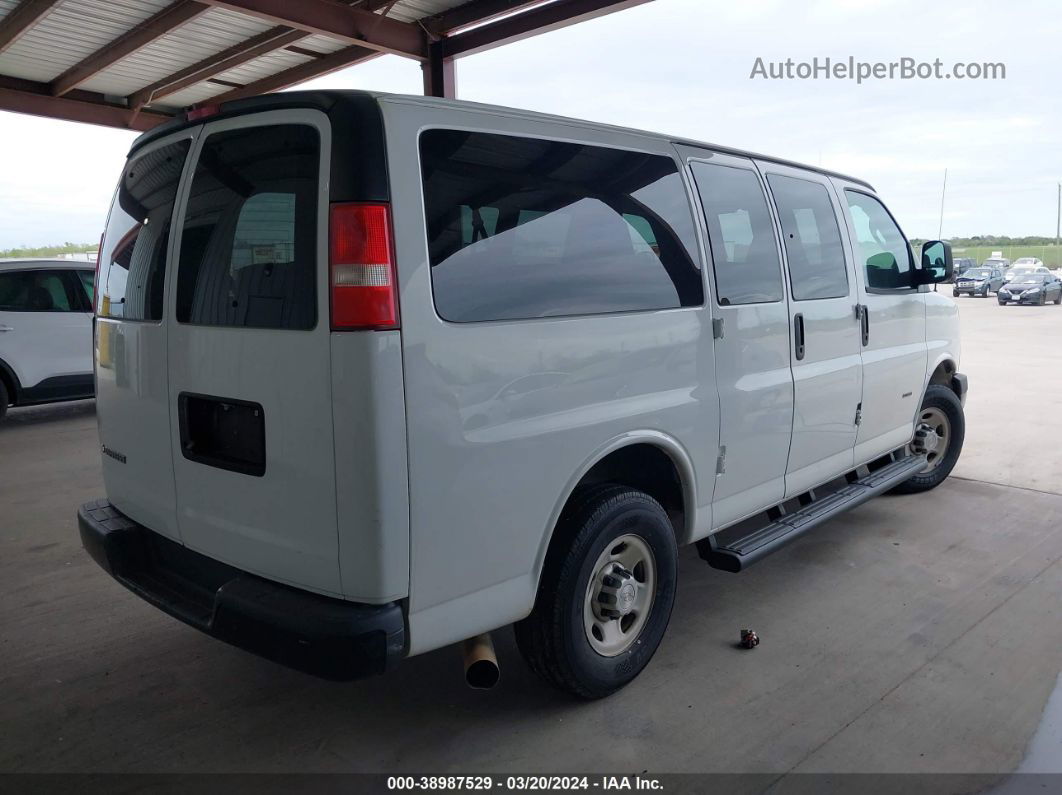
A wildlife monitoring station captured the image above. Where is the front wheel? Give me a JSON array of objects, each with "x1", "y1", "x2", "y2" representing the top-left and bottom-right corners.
[
  {"x1": 1040, "y1": 293, "x2": 1047, "y2": 306},
  {"x1": 514, "y1": 485, "x2": 678, "y2": 699},
  {"x1": 0, "y1": 379, "x2": 7, "y2": 422},
  {"x1": 1054, "y1": 291, "x2": 1061, "y2": 305},
  {"x1": 891, "y1": 384, "x2": 965, "y2": 495}
]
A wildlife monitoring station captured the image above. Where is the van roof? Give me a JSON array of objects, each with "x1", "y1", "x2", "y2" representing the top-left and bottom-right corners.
[{"x1": 132, "y1": 89, "x2": 874, "y2": 191}]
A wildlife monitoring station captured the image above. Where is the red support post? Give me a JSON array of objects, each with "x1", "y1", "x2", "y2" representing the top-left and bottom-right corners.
[{"x1": 422, "y1": 41, "x2": 457, "y2": 98}]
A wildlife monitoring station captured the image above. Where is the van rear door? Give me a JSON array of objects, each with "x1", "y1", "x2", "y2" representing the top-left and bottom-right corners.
[
  {"x1": 166, "y1": 110, "x2": 342, "y2": 595},
  {"x1": 96, "y1": 127, "x2": 200, "y2": 540}
]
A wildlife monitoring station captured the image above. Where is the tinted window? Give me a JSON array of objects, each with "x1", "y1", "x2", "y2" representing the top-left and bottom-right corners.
[
  {"x1": 767, "y1": 174, "x2": 849, "y2": 300},
  {"x1": 177, "y1": 125, "x2": 319, "y2": 329},
  {"x1": 844, "y1": 191, "x2": 913, "y2": 290},
  {"x1": 691, "y1": 162, "x2": 783, "y2": 305},
  {"x1": 420, "y1": 130, "x2": 702, "y2": 323},
  {"x1": 0, "y1": 270, "x2": 76, "y2": 312},
  {"x1": 77, "y1": 270, "x2": 94, "y2": 306},
  {"x1": 99, "y1": 140, "x2": 190, "y2": 320}
]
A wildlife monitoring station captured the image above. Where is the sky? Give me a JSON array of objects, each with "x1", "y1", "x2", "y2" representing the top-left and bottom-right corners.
[{"x1": 1, "y1": 0, "x2": 1060, "y2": 249}]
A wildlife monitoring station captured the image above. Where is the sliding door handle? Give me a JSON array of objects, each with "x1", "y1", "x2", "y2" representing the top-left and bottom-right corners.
[
  {"x1": 793, "y1": 313, "x2": 805, "y2": 361},
  {"x1": 858, "y1": 304, "x2": 870, "y2": 346}
]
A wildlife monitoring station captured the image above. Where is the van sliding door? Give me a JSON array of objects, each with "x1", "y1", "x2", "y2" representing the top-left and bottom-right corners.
[
  {"x1": 685, "y1": 151, "x2": 795, "y2": 530},
  {"x1": 758, "y1": 162, "x2": 862, "y2": 496}
]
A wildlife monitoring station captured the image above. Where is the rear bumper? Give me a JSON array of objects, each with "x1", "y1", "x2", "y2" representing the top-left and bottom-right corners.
[{"x1": 78, "y1": 499, "x2": 405, "y2": 681}]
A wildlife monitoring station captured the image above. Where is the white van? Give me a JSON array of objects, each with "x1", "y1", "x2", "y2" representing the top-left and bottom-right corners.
[{"x1": 80, "y1": 91, "x2": 966, "y2": 698}]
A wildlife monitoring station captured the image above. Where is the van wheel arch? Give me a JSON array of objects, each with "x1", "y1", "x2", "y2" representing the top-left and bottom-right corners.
[
  {"x1": 927, "y1": 358, "x2": 961, "y2": 401},
  {"x1": 532, "y1": 439, "x2": 694, "y2": 597}
]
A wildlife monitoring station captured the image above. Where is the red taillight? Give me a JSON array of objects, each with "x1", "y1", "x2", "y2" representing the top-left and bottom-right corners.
[{"x1": 329, "y1": 202, "x2": 398, "y2": 330}]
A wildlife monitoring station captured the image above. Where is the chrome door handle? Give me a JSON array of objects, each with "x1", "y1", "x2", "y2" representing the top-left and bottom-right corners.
[{"x1": 0, "y1": 325, "x2": 13, "y2": 332}]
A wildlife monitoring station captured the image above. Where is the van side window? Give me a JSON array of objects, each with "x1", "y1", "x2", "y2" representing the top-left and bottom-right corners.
[
  {"x1": 420, "y1": 130, "x2": 703, "y2": 323},
  {"x1": 767, "y1": 174, "x2": 849, "y2": 300},
  {"x1": 844, "y1": 190, "x2": 913, "y2": 291},
  {"x1": 176, "y1": 125, "x2": 319, "y2": 330},
  {"x1": 98, "y1": 140, "x2": 190, "y2": 320},
  {"x1": 690, "y1": 162, "x2": 783, "y2": 305}
]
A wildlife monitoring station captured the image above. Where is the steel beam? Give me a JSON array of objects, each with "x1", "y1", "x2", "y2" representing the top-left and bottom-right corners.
[
  {"x1": 197, "y1": 0, "x2": 427, "y2": 59},
  {"x1": 0, "y1": 0, "x2": 62, "y2": 53},
  {"x1": 201, "y1": 44, "x2": 379, "y2": 105},
  {"x1": 423, "y1": 0, "x2": 546, "y2": 36},
  {"x1": 421, "y1": 41, "x2": 456, "y2": 98},
  {"x1": 0, "y1": 76, "x2": 171, "y2": 131},
  {"x1": 127, "y1": 25, "x2": 306, "y2": 110},
  {"x1": 51, "y1": 0, "x2": 209, "y2": 97},
  {"x1": 440, "y1": 0, "x2": 650, "y2": 58}
]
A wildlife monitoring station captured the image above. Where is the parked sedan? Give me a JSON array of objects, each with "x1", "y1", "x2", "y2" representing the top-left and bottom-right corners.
[
  {"x1": 997, "y1": 273, "x2": 1062, "y2": 305},
  {"x1": 953, "y1": 267, "x2": 1003, "y2": 297}
]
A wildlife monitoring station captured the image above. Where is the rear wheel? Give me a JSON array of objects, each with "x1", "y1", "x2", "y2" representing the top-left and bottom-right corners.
[
  {"x1": 891, "y1": 384, "x2": 965, "y2": 495},
  {"x1": 514, "y1": 485, "x2": 678, "y2": 699},
  {"x1": 0, "y1": 379, "x2": 7, "y2": 422}
]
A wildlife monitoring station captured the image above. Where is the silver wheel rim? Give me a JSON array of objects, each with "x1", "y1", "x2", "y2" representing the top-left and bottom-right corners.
[
  {"x1": 583, "y1": 534, "x2": 656, "y2": 657},
  {"x1": 918, "y1": 407, "x2": 951, "y2": 473}
]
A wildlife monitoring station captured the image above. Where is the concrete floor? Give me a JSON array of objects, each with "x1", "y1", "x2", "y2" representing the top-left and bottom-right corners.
[{"x1": 1, "y1": 296, "x2": 1060, "y2": 776}]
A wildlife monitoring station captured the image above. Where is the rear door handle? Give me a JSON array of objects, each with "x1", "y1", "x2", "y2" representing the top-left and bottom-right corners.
[
  {"x1": 0, "y1": 325, "x2": 13, "y2": 332},
  {"x1": 793, "y1": 313, "x2": 805, "y2": 361},
  {"x1": 858, "y1": 304, "x2": 870, "y2": 346}
]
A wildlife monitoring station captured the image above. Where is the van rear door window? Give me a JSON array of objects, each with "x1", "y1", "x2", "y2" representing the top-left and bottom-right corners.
[
  {"x1": 176, "y1": 124, "x2": 319, "y2": 330},
  {"x1": 420, "y1": 130, "x2": 703, "y2": 323},
  {"x1": 99, "y1": 140, "x2": 190, "y2": 320}
]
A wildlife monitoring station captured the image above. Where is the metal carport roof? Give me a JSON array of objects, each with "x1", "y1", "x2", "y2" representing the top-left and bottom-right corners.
[{"x1": 0, "y1": 0, "x2": 650, "y2": 130}]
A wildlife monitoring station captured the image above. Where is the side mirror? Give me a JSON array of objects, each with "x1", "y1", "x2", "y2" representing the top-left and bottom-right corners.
[{"x1": 918, "y1": 240, "x2": 953, "y2": 284}]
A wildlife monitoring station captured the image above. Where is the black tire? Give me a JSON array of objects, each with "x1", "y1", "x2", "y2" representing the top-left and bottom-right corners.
[
  {"x1": 1040, "y1": 292, "x2": 1046, "y2": 306},
  {"x1": 1054, "y1": 291, "x2": 1061, "y2": 305},
  {"x1": 998, "y1": 298, "x2": 1006, "y2": 306},
  {"x1": 0, "y1": 379, "x2": 7, "y2": 422},
  {"x1": 891, "y1": 384, "x2": 965, "y2": 495},
  {"x1": 514, "y1": 484, "x2": 678, "y2": 699},
  {"x1": 952, "y1": 290, "x2": 959, "y2": 297}
]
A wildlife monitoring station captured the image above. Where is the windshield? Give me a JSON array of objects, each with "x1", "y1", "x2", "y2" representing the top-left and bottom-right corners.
[
  {"x1": 1011, "y1": 274, "x2": 1047, "y2": 285},
  {"x1": 961, "y1": 268, "x2": 991, "y2": 278},
  {"x1": 1013, "y1": 258, "x2": 1037, "y2": 265},
  {"x1": 984, "y1": 260, "x2": 1005, "y2": 267}
]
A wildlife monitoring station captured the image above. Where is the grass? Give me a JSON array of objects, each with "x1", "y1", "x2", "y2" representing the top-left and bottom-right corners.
[
  {"x1": 0, "y1": 242, "x2": 97, "y2": 259},
  {"x1": 951, "y1": 245, "x2": 1062, "y2": 267}
]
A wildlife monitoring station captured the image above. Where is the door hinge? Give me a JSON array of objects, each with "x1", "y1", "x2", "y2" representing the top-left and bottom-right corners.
[
  {"x1": 712, "y1": 317, "x2": 724, "y2": 339},
  {"x1": 854, "y1": 402, "x2": 863, "y2": 426},
  {"x1": 716, "y1": 446, "x2": 727, "y2": 475}
]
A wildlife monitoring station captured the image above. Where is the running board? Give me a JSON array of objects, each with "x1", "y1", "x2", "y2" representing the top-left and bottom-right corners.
[{"x1": 698, "y1": 453, "x2": 927, "y2": 573}]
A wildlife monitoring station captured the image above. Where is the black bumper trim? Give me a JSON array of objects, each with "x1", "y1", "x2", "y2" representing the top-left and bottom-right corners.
[
  {"x1": 78, "y1": 499, "x2": 405, "y2": 681},
  {"x1": 952, "y1": 372, "x2": 968, "y2": 406}
]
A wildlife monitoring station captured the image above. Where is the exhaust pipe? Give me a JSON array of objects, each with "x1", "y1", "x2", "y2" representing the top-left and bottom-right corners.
[{"x1": 461, "y1": 633, "x2": 500, "y2": 689}]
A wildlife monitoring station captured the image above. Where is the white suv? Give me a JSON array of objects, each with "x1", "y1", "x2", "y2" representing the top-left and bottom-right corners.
[
  {"x1": 79, "y1": 92, "x2": 966, "y2": 698},
  {"x1": 0, "y1": 259, "x2": 95, "y2": 420}
]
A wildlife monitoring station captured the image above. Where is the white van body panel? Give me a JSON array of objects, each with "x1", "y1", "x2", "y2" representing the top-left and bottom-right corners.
[
  {"x1": 754, "y1": 160, "x2": 863, "y2": 499},
  {"x1": 96, "y1": 125, "x2": 201, "y2": 541},
  {"x1": 679, "y1": 148, "x2": 793, "y2": 531},
  {"x1": 164, "y1": 109, "x2": 343, "y2": 596},
  {"x1": 831, "y1": 178, "x2": 929, "y2": 466},
  {"x1": 381, "y1": 98, "x2": 720, "y2": 654}
]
